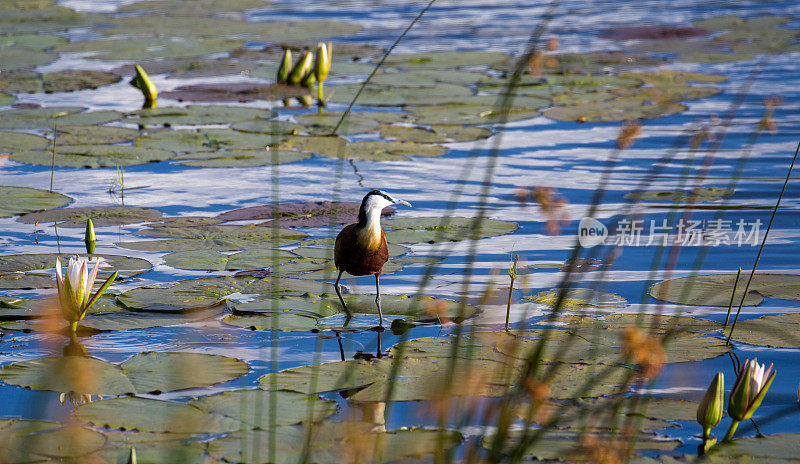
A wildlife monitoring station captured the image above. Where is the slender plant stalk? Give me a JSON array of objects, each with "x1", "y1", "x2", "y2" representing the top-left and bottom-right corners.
[
  {"x1": 727, "y1": 139, "x2": 800, "y2": 344},
  {"x1": 723, "y1": 419, "x2": 740, "y2": 442},
  {"x1": 724, "y1": 267, "x2": 742, "y2": 328},
  {"x1": 50, "y1": 121, "x2": 57, "y2": 192}
]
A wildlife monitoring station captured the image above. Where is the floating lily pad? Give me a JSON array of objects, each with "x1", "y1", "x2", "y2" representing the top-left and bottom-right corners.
[
  {"x1": 173, "y1": 149, "x2": 310, "y2": 168},
  {"x1": 0, "y1": 33, "x2": 67, "y2": 51},
  {"x1": 293, "y1": 244, "x2": 409, "y2": 259},
  {"x1": 144, "y1": 216, "x2": 223, "y2": 228},
  {"x1": 625, "y1": 190, "x2": 688, "y2": 201},
  {"x1": 626, "y1": 187, "x2": 734, "y2": 203},
  {"x1": 117, "y1": 0, "x2": 270, "y2": 15},
  {"x1": 295, "y1": 111, "x2": 408, "y2": 136},
  {"x1": 524, "y1": 288, "x2": 627, "y2": 309},
  {"x1": 601, "y1": 24, "x2": 711, "y2": 40},
  {"x1": 495, "y1": 51, "x2": 666, "y2": 74},
  {"x1": 18, "y1": 206, "x2": 162, "y2": 227},
  {"x1": 544, "y1": 98, "x2": 687, "y2": 122},
  {"x1": 0, "y1": 92, "x2": 14, "y2": 106},
  {"x1": 79, "y1": 307, "x2": 223, "y2": 332},
  {"x1": 0, "y1": 185, "x2": 69, "y2": 217},
  {"x1": 649, "y1": 273, "x2": 800, "y2": 307},
  {"x1": 0, "y1": 423, "x2": 107, "y2": 463},
  {"x1": 163, "y1": 82, "x2": 310, "y2": 103},
  {"x1": 163, "y1": 249, "x2": 297, "y2": 271},
  {"x1": 12, "y1": 144, "x2": 171, "y2": 168},
  {"x1": 381, "y1": 216, "x2": 518, "y2": 243},
  {"x1": 119, "y1": 224, "x2": 306, "y2": 252},
  {"x1": 278, "y1": 135, "x2": 447, "y2": 160},
  {"x1": 328, "y1": 83, "x2": 473, "y2": 107},
  {"x1": 0, "y1": 48, "x2": 56, "y2": 71},
  {"x1": 380, "y1": 124, "x2": 492, "y2": 143},
  {"x1": 230, "y1": 119, "x2": 303, "y2": 136},
  {"x1": 46, "y1": 125, "x2": 139, "y2": 145},
  {"x1": 41, "y1": 70, "x2": 121, "y2": 93},
  {"x1": 0, "y1": 107, "x2": 119, "y2": 129},
  {"x1": 371, "y1": 69, "x2": 489, "y2": 87},
  {"x1": 730, "y1": 314, "x2": 800, "y2": 348},
  {"x1": 117, "y1": 275, "x2": 333, "y2": 312},
  {"x1": 220, "y1": 201, "x2": 393, "y2": 227},
  {"x1": 705, "y1": 433, "x2": 800, "y2": 461},
  {"x1": 135, "y1": 128, "x2": 268, "y2": 153},
  {"x1": 73, "y1": 441, "x2": 213, "y2": 464},
  {"x1": 478, "y1": 73, "x2": 642, "y2": 99},
  {"x1": 409, "y1": 100, "x2": 545, "y2": 125},
  {"x1": 189, "y1": 389, "x2": 337, "y2": 428},
  {"x1": 120, "y1": 352, "x2": 248, "y2": 394},
  {"x1": 381, "y1": 51, "x2": 510, "y2": 69},
  {"x1": 0, "y1": 253, "x2": 152, "y2": 281},
  {"x1": 75, "y1": 397, "x2": 241, "y2": 434},
  {"x1": 55, "y1": 36, "x2": 243, "y2": 61},
  {"x1": 0, "y1": 3, "x2": 102, "y2": 34},
  {"x1": 113, "y1": 57, "x2": 260, "y2": 80},
  {"x1": 208, "y1": 423, "x2": 460, "y2": 464},
  {"x1": 0, "y1": 273, "x2": 58, "y2": 289},
  {"x1": 126, "y1": 105, "x2": 271, "y2": 127}
]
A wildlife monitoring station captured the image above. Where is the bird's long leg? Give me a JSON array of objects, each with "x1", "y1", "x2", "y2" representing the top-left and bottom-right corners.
[
  {"x1": 335, "y1": 270, "x2": 352, "y2": 325},
  {"x1": 375, "y1": 273, "x2": 383, "y2": 326}
]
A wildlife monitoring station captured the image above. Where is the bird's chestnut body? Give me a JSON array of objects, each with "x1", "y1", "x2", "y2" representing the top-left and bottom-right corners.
[{"x1": 334, "y1": 223, "x2": 389, "y2": 276}]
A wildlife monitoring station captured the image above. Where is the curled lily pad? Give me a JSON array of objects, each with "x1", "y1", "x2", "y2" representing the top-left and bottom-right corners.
[
  {"x1": 116, "y1": 276, "x2": 334, "y2": 313},
  {"x1": 126, "y1": 105, "x2": 271, "y2": 127},
  {"x1": 18, "y1": 206, "x2": 162, "y2": 227},
  {"x1": 279, "y1": 135, "x2": 447, "y2": 161},
  {"x1": 524, "y1": 288, "x2": 627, "y2": 309},
  {"x1": 0, "y1": 185, "x2": 71, "y2": 217},
  {"x1": 380, "y1": 124, "x2": 492, "y2": 143},
  {"x1": 75, "y1": 397, "x2": 241, "y2": 433},
  {"x1": 381, "y1": 216, "x2": 518, "y2": 243},
  {"x1": 0, "y1": 273, "x2": 58, "y2": 289},
  {"x1": 730, "y1": 314, "x2": 800, "y2": 348},
  {"x1": 220, "y1": 201, "x2": 393, "y2": 227},
  {"x1": 135, "y1": 128, "x2": 268, "y2": 153},
  {"x1": 189, "y1": 389, "x2": 337, "y2": 428},
  {"x1": 625, "y1": 190, "x2": 688, "y2": 201},
  {"x1": 11, "y1": 144, "x2": 174, "y2": 168},
  {"x1": 0, "y1": 253, "x2": 152, "y2": 281},
  {"x1": 381, "y1": 51, "x2": 510, "y2": 69},
  {"x1": 622, "y1": 70, "x2": 728, "y2": 85},
  {"x1": 601, "y1": 25, "x2": 711, "y2": 40},
  {"x1": 54, "y1": 36, "x2": 243, "y2": 61},
  {"x1": 163, "y1": 83, "x2": 310, "y2": 102},
  {"x1": 163, "y1": 249, "x2": 297, "y2": 271},
  {"x1": 649, "y1": 273, "x2": 800, "y2": 307},
  {"x1": 173, "y1": 149, "x2": 310, "y2": 168},
  {"x1": 46, "y1": 125, "x2": 140, "y2": 145}
]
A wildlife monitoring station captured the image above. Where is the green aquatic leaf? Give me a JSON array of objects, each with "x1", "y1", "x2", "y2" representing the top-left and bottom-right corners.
[
  {"x1": 370, "y1": 69, "x2": 489, "y2": 87},
  {"x1": 78, "y1": 307, "x2": 223, "y2": 332},
  {"x1": 0, "y1": 33, "x2": 67, "y2": 51},
  {"x1": 11, "y1": 144, "x2": 173, "y2": 168},
  {"x1": 0, "y1": 48, "x2": 56, "y2": 71},
  {"x1": 18, "y1": 206, "x2": 162, "y2": 227},
  {"x1": 381, "y1": 216, "x2": 518, "y2": 243},
  {"x1": 126, "y1": 105, "x2": 271, "y2": 127},
  {"x1": 524, "y1": 288, "x2": 627, "y2": 309},
  {"x1": 381, "y1": 51, "x2": 510, "y2": 69},
  {"x1": 0, "y1": 356, "x2": 136, "y2": 395},
  {"x1": 730, "y1": 313, "x2": 800, "y2": 349},
  {"x1": 0, "y1": 107, "x2": 120, "y2": 129},
  {"x1": 380, "y1": 124, "x2": 492, "y2": 143},
  {"x1": 163, "y1": 248, "x2": 297, "y2": 271},
  {"x1": 189, "y1": 389, "x2": 337, "y2": 428},
  {"x1": 119, "y1": 224, "x2": 306, "y2": 251},
  {"x1": 409, "y1": 100, "x2": 544, "y2": 125},
  {"x1": 54, "y1": 36, "x2": 243, "y2": 61},
  {"x1": 230, "y1": 118, "x2": 304, "y2": 136},
  {"x1": 75, "y1": 397, "x2": 242, "y2": 434},
  {"x1": 0, "y1": 253, "x2": 151, "y2": 281},
  {"x1": 173, "y1": 149, "x2": 310, "y2": 168},
  {"x1": 135, "y1": 128, "x2": 268, "y2": 153},
  {"x1": 117, "y1": 0, "x2": 272, "y2": 15},
  {"x1": 120, "y1": 352, "x2": 248, "y2": 394},
  {"x1": 544, "y1": 98, "x2": 687, "y2": 122},
  {"x1": 649, "y1": 273, "x2": 800, "y2": 307},
  {"x1": 46, "y1": 125, "x2": 140, "y2": 145},
  {"x1": 0, "y1": 92, "x2": 14, "y2": 106},
  {"x1": 278, "y1": 135, "x2": 447, "y2": 160},
  {"x1": 295, "y1": 111, "x2": 408, "y2": 136},
  {"x1": 328, "y1": 82, "x2": 473, "y2": 107},
  {"x1": 0, "y1": 186, "x2": 71, "y2": 217},
  {"x1": 144, "y1": 216, "x2": 223, "y2": 228},
  {"x1": 704, "y1": 433, "x2": 800, "y2": 461},
  {"x1": 0, "y1": 424, "x2": 107, "y2": 462}
]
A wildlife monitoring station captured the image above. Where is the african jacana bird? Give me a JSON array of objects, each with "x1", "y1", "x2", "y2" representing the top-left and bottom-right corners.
[{"x1": 334, "y1": 190, "x2": 411, "y2": 325}]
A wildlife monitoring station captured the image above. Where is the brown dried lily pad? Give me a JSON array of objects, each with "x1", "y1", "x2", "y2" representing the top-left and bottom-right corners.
[
  {"x1": 162, "y1": 83, "x2": 310, "y2": 103},
  {"x1": 600, "y1": 25, "x2": 711, "y2": 40},
  {"x1": 220, "y1": 201, "x2": 394, "y2": 227}
]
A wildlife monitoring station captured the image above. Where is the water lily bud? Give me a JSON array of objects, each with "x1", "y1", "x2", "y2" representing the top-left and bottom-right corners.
[
  {"x1": 130, "y1": 64, "x2": 157, "y2": 108},
  {"x1": 314, "y1": 42, "x2": 331, "y2": 83},
  {"x1": 299, "y1": 94, "x2": 314, "y2": 107},
  {"x1": 301, "y1": 69, "x2": 316, "y2": 89},
  {"x1": 288, "y1": 50, "x2": 314, "y2": 86},
  {"x1": 84, "y1": 218, "x2": 96, "y2": 255},
  {"x1": 697, "y1": 372, "x2": 724, "y2": 437},
  {"x1": 277, "y1": 48, "x2": 292, "y2": 84},
  {"x1": 128, "y1": 447, "x2": 137, "y2": 464},
  {"x1": 728, "y1": 358, "x2": 775, "y2": 422}
]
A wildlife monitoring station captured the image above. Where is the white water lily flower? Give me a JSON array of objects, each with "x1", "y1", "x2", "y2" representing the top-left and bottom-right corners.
[
  {"x1": 55, "y1": 256, "x2": 117, "y2": 331},
  {"x1": 728, "y1": 358, "x2": 775, "y2": 422}
]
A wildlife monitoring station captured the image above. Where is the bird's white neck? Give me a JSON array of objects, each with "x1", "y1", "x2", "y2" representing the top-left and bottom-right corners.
[{"x1": 356, "y1": 203, "x2": 385, "y2": 253}]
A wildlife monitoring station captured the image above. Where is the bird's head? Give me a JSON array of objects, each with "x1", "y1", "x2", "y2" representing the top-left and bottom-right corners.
[{"x1": 358, "y1": 190, "x2": 411, "y2": 225}]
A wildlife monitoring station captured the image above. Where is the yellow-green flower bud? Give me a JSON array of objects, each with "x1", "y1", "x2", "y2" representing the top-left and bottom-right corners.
[
  {"x1": 84, "y1": 218, "x2": 96, "y2": 255},
  {"x1": 277, "y1": 48, "x2": 292, "y2": 84},
  {"x1": 130, "y1": 64, "x2": 157, "y2": 108},
  {"x1": 728, "y1": 358, "x2": 775, "y2": 422},
  {"x1": 314, "y1": 42, "x2": 331, "y2": 83},
  {"x1": 696, "y1": 372, "x2": 724, "y2": 438},
  {"x1": 288, "y1": 51, "x2": 313, "y2": 86}
]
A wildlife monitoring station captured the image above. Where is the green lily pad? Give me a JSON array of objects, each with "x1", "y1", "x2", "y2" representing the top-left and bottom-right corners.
[
  {"x1": 117, "y1": 0, "x2": 271, "y2": 15},
  {"x1": 625, "y1": 190, "x2": 689, "y2": 201},
  {"x1": 144, "y1": 216, "x2": 223, "y2": 228},
  {"x1": 46, "y1": 125, "x2": 140, "y2": 145},
  {"x1": 55, "y1": 36, "x2": 243, "y2": 61},
  {"x1": 544, "y1": 98, "x2": 687, "y2": 122},
  {"x1": 75, "y1": 397, "x2": 242, "y2": 434},
  {"x1": 220, "y1": 200, "x2": 393, "y2": 228},
  {"x1": 0, "y1": 92, "x2": 14, "y2": 106},
  {"x1": 478, "y1": 73, "x2": 642, "y2": 99},
  {"x1": 120, "y1": 352, "x2": 248, "y2": 394},
  {"x1": 0, "y1": 186, "x2": 71, "y2": 217},
  {"x1": 295, "y1": 111, "x2": 409, "y2": 136},
  {"x1": 0, "y1": 107, "x2": 120, "y2": 129},
  {"x1": 381, "y1": 216, "x2": 518, "y2": 243},
  {"x1": 0, "y1": 424, "x2": 107, "y2": 462},
  {"x1": 163, "y1": 249, "x2": 297, "y2": 271},
  {"x1": 278, "y1": 135, "x2": 447, "y2": 160},
  {"x1": 72, "y1": 441, "x2": 213, "y2": 464},
  {"x1": 78, "y1": 307, "x2": 223, "y2": 332},
  {"x1": 381, "y1": 51, "x2": 510, "y2": 69},
  {"x1": 18, "y1": 206, "x2": 162, "y2": 227},
  {"x1": 116, "y1": 275, "x2": 334, "y2": 313},
  {"x1": 328, "y1": 82, "x2": 473, "y2": 107},
  {"x1": 11, "y1": 144, "x2": 173, "y2": 168},
  {"x1": 0, "y1": 3, "x2": 102, "y2": 34},
  {"x1": 208, "y1": 423, "x2": 460, "y2": 464},
  {"x1": 0, "y1": 253, "x2": 152, "y2": 282},
  {"x1": 0, "y1": 355, "x2": 136, "y2": 395},
  {"x1": 409, "y1": 100, "x2": 545, "y2": 125},
  {"x1": 119, "y1": 224, "x2": 306, "y2": 252},
  {"x1": 189, "y1": 389, "x2": 337, "y2": 428},
  {"x1": 495, "y1": 51, "x2": 666, "y2": 74},
  {"x1": 622, "y1": 70, "x2": 728, "y2": 85},
  {"x1": 705, "y1": 433, "x2": 800, "y2": 461},
  {"x1": 162, "y1": 82, "x2": 311, "y2": 103},
  {"x1": 0, "y1": 48, "x2": 56, "y2": 71},
  {"x1": 293, "y1": 244, "x2": 410, "y2": 259},
  {"x1": 113, "y1": 57, "x2": 260, "y2": 80},
  {"x1": 42, "y1": 70, "x2": 121, "y2": 93},
  {"x1": 380, "y1": 124, "x2": 492, "y2": 143},
  {"x1": 730, "y1": 314, "x2": 800, "y2": 348},
  {"x1": 127, "y1": 105, "x2": 271, "y2": 127},
  {"x1": 0, "y1": 33, "x2": 67, "y2": 51},
  {"x1": 230, "y1": 119, "x2": 304, "y2": 136},
  {"x1": 135, "y1": 128, "x2": 268, "y2": 153},
  {"x1": 524, "y1": 288, "x2": 628, "y2": 309},
  {"x1": 371, "y1": 69, "x2": 489, "y2": 87},
  {"x1": 173, "y1": 149, "x2": 310, "y2": 168},
  {"x1": 649, "y1": 273, "x2": 800, "y2": 307}
]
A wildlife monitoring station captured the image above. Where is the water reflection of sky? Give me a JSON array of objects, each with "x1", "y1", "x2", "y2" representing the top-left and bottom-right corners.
[{"x1": 0, "y1": 0, "x2": 798, "y2": 456}]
